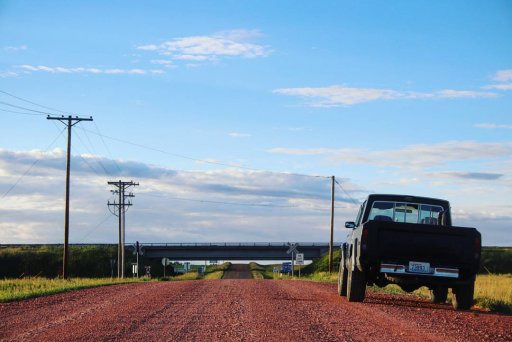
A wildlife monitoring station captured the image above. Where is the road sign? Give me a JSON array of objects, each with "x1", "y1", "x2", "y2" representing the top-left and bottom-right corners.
[
  {"x1": 133, "y1": 242, "x2": 143, "y2": 255},
  {"x1": 296, "y1": 253, "x2": 304, "y2": 265},
  {"x1": 286, "y1": 243, "x2": 298, "y2": 254},
  {"x1": 161, "y1": 258, "x2": 171, "y2": 266}
]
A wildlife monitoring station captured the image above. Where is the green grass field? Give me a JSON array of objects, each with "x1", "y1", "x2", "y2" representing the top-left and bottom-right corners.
[
  {"x1": 0, "y1": 262, "x2": 231, "y2": 303},
  {"x1": 0, "y1": 277, "x2": 148, "y2": 302}
]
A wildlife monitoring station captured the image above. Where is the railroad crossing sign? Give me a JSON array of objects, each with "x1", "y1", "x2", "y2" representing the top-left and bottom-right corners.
[
  {"x1": 296, "y1": 253, "x2": 304, "y2": 265},
  {"x1": 286, "y1": 243, "x2": 299, "y2": 254},
  {"x1": 161, "y1": 258, "x2": 171, "y2": 266},
  {"x1": 133, "y1": 242, "x2": 143, "y2": 255}
]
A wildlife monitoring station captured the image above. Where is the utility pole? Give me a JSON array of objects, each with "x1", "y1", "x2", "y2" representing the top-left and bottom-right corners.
[
  {"x1": 47, "y1": 115, "x2": 93, "y2": 279},
  {"x1": 122, "y1": 191, "x2": 134, "y2": 278},
  {"x1": 329, "y1": 175, "x2": 335, "y2": 273},
  {"x1": 107, "y1": 180, "x2": 138, "y2": 278}
]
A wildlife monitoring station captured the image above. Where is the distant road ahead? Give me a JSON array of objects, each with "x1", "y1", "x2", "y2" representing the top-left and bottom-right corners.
[
  {"x1": 222, "y1": 263, "x2": 252, "y2": 279},
  {"x1": 1, "y1": 280, "x2": 510, "y2": 341}
]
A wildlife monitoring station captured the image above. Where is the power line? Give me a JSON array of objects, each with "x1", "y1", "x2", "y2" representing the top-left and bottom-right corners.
[
  {"x1": 0, "y1": 90, "x2": 69, "y2": 114},
  {"x1": 92, "y1": 121, "x2": 122, "y2": 173},
  {"x1": 334, "y1": 178, "x2": 359, "y2": 205},
  {"x1": 0, "y1": 100, "x2": 53, "y2": 115},
  {"x1": 140, "y1": 192, "x2": 346, "y2": 212},
  {"x1": 76, "y1": 214, "x2": 113, "y2": 243},
  {"x1": 48, "y1": 121, "x2": 103, "y2": 177},
  {"x1": 0, "y1": 108, "x2": 44, "y2": 116},
  {"x1": 82, "y1": 127, "x2": 330, "y2": 179},
  {"x1": 74, "y1": 128, "x2": 111, "y2": 176},
  {"x1": 1, "y1": 128, "x2": 66, "y2": 198},
  {"x1": 0, "y1": 90, "x2": 328, "y2": 180}
]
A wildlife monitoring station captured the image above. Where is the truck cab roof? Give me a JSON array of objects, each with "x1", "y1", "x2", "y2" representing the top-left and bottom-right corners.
[{"x1": 366, "y1": 194, "x2": 450, "y2": 207}]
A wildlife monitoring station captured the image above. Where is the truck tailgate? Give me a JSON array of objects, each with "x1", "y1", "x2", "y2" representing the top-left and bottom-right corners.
[{"x1": 365, "y1": 221, "x2": 477, "y2": 266}]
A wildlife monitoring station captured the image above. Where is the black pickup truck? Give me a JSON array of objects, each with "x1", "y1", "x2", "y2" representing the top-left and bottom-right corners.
[{"x1": 338, "y1": 194, "x2": 481, "y2": 310}]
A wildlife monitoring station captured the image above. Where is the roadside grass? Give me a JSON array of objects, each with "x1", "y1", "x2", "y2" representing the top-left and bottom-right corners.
[
  {"x1": 368, "y1": 274, "x2": 512, "y2": 313},
  {"x1": 284, "y1": 258, "x2": 512, "y2": 314},
  {"x1": 0, "y1": 277, "x2": 148, "y2": 303},
  {"x1": 1, "y1": 262, "x2": 233, "y2": 303},
  {"x1": 249, "y1": 262, "x2": 266, "y2": 279},
  {"x1": 251, "y1": 271, "x2": 265, "y2": 279},
  {"x1": 204, "y1": 271, "x2": 224, "y2": 280},
  {"x1": 302, "y1": 272, "x2": 337, "y2": 283}
]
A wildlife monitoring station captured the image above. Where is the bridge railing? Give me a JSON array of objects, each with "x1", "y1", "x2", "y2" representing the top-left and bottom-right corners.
[{"x1": 139, "y1": 242, "x2": 341, "y2": 247}]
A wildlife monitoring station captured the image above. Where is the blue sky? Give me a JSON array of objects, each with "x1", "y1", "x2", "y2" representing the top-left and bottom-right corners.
[{"x1": 1, "y1": 1, "x2": 511, "y2": 246}]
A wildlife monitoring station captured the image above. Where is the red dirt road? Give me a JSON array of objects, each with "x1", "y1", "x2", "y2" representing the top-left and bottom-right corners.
[
  {"x1": 222, "y1": 263, "x2": 252, "y2": 279},
  {"x1": 1, "y1": 280, "x2": 510, "y2": 342}
]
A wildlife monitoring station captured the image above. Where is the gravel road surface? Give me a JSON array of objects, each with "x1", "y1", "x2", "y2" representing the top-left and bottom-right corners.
[
  {"x1": 1, "y1": 280, "x2": 510, "y2": 342},
  {"x1": 222, "y1": 263, "x2": 252, "y2": 279}
]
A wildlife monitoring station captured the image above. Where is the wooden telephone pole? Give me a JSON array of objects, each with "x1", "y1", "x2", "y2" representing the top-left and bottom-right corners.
[
  {"x1": 47, "y1": 115, "x2": 93, "y2": 279},
  {"x1": 108, "y1": 180, "x2": 138, "y2": 278},
  {"x1": 329, "y1": 175, "x2": 335, "y2": 273}
]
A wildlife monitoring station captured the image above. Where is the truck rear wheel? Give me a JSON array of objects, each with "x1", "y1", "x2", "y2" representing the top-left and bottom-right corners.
[
  {"x1": 430, "y1": 286, "x2": 448, "y2": 303},
  {"x1": 452, "y1": 282, "x2": 474, "y2": 310},
  {"x1": 337, "y1": 250, "x2": 348, "y2": 296},
  {"x1": 347, "y1": 260, "x2": 366, "y2": 302}
]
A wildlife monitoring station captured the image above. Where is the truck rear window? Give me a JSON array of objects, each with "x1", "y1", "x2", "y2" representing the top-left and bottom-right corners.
[{"x1": 369, "y1": 201, "x2": 444, "y2": 224}]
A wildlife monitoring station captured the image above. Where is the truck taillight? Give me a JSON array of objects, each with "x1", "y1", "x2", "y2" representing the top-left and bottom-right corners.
[{"x1": 361, "y1": 227, "x2": 369, "y2": 251}]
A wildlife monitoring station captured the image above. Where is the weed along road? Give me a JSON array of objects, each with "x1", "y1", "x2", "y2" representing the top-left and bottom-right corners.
[{"x1": 1, "y1": 280, "x2": 510, "y2": 342}]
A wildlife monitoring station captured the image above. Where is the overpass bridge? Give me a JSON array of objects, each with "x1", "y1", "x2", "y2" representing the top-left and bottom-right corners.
[{"x1": 138, "y1": 242, "x2": 341, "y2": 261}]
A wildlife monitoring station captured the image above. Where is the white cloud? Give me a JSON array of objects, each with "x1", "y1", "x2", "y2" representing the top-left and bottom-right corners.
[
  {"x1": 137, "y1": 29, "x2": 270, "y2": 65},
  {"x1": 482, "y1": 83, "x2": 512, "y2": 90},
  {"x1": 1, "y1": 147, "x2": 510, "y2": 245},
  {"x1": 483, "y1": 69, "x2": 512, "y2": 90},
  {"x1": 0, "y1": 148, "x2": 355, "y2": 244},
  {"x1": 288, "y1": 127, "x2": 306, "y2": 132},
  {"x1": 492, "y1": 69, "x2": 512, "y2": 82},
  {"x1": 3, "y1": 45, "x2": 27, "y2": 52},
  {"x1": 150, "y1": 59, "x2": 176, "y2": 69},
  {"x1": 18, "y1": 65, "x2": 164, "y2": 75},
  {"x1": 427, "y1": 171, "x2": 503, "y2": 181},
  {"x1": 0, "y1": 71, "x2": 19, "y2": 78},
  {"x1": 273, "y1": 85, "x2": 496, "y2": 107},
  {"x1": 228, "y1": 132, "x2": 252, "y2": 138},
  {"x1": 436, "y1": 89, "x2": 496, "y2": 98},
  {"x1": 474, "y1": 123, "x2": 512, "y2": 129},
  {"x1": 269, "y1": 141, "x2": 512, "y2": 168}
]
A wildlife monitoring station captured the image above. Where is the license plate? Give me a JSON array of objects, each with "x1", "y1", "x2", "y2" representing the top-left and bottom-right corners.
[{"x1": 408, "y1": 261, "x2": 430, "y2": 273}]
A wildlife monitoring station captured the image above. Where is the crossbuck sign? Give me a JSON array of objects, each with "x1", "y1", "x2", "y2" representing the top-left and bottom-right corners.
[{"x1": 286, "y1": 243, "x2": 298, "y2": 254}]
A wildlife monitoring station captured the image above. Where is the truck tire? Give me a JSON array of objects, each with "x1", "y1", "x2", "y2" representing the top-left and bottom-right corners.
[
  {"x1": 347, "y1": 260, "x2": 366, "y2": 302},
  {"x1": 337, "y1": 250, "x2": 348, "y2": 296},
  {"x1": 429, "y1": 286, "x2": 448, "y2": 303},
  {"x1": 452, "y1": 282, "x2": 474, "y2": 310}
]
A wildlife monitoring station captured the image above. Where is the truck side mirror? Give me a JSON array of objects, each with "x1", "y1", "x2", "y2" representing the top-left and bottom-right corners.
[{"x1": 345, "y1": 221, "x2": 356, "y2": 229}]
